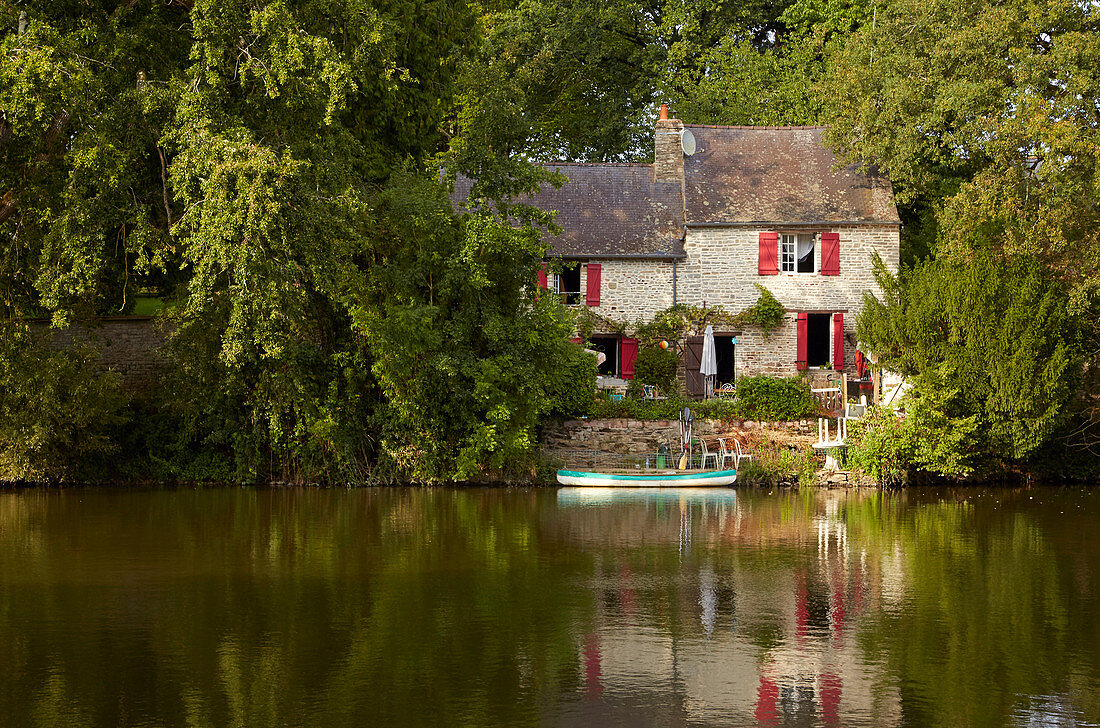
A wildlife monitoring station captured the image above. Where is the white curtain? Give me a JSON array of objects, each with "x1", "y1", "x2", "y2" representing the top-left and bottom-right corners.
[{"x1": 797, "y1": 235, "x2": 814, "y2": 267}]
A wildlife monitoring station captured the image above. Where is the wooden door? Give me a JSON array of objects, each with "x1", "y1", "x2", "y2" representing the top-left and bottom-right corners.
[{"x1": 685, "y1": 336, "x2": 704, "y2": 397}]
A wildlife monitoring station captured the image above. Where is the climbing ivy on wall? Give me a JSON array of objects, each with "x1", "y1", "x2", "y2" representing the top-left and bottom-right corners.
[
  {"x1": 733, "y1": 285, "x2": 785, "y2": 335},
  {"x1": 631, "y1": 284, "x2": 785, "y2": 344}
]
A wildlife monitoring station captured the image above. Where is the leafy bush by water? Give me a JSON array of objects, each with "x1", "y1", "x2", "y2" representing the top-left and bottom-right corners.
[
  {"x1": 736, "y1": 447, "x2": 819, "y2": 487},
  {"x1": 0, "y1": 323, "x2": 127, "y2": 481}
]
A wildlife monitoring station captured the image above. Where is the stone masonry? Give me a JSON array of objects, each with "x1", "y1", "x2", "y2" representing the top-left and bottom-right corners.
[
  {"x1": 676, "y1": 224, "x2": 900, "y2": 376},
  {"x1": 33, "y1": 317, "x2": 167, "y2": 393},
  {"x1": 569, "y1": 223, "x2": 899, "y2": 376},
  {"x1": 579, "y1": 258, "x2": 677, "y2": 323},
  {"x1": 542, "y1": 417, "x2": 818, "y2": 458}
]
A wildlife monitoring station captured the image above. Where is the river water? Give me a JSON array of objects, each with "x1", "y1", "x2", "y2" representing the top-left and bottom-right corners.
[{"x1": 0, "y1": 486, "x2": 1097, "y2": 727}]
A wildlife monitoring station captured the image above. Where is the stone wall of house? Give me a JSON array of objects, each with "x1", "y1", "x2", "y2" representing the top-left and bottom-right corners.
[
  {"x1": 576, "y1": 258, "x2": 678, "y2": 327},
  {"x1": 676, "y1": 223, "x2": 899, "y2": 376},
  {"x1": 571, "y1": 224, "x2": 898, "y2": 379},
  {"x1": 678, "y1": 224, "x2": 900, "y2": 312},
  {"x1": 32, "y1": 317, "x2": 167, "y2": 393}
]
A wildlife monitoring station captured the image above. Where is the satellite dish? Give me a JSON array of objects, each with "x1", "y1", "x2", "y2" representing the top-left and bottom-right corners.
[{"x1": 680, "y1": 128, "x2": 696, "y2": 156}]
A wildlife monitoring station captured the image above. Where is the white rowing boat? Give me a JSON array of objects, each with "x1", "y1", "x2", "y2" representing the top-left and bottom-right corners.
[{"x1": 555, "y1": 468, "x2": 737, "y2": 487}]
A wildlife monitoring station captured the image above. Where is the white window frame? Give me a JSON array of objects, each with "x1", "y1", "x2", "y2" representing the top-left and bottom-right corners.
[{"x1": 780, "y1": 233, "x2": 816, "y2": 274}]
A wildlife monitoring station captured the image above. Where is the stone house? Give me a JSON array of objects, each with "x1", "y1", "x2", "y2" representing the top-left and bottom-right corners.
[{"x1": 477, "y1": 106, "x2": 900, "y2": 393}]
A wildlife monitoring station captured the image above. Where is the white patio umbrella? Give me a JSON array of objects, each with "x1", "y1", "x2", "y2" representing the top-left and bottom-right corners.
[{"x1": 700, "y1": 324, "x2": 717, "y2": 398}]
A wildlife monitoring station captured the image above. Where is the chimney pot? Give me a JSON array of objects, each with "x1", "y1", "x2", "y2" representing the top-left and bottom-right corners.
[{"x1": 659, "y1": 104, "x2": 668, "y2": 121}]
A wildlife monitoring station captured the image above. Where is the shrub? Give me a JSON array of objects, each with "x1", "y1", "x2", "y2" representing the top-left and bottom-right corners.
[
  {"x1": 631, "y1": 346, "x2": 678, "y2": 395},
  {"x1": 845, "y1": 406, "x2": 911, "y2": 486},
  {"x1": 0, "y1": 323, "x2": 128, "y2": 481},
  {"x1": 735, "y1": 446, "x2": 819, "y2": 487},
  {"x1": 582, "y1": 375, "x2": 817, "y2": 423},
  {"x1": 732, "y1": 375, "x2": 818, "y2": 421},
  {"x1": 858, "y1": 252, "x2": 1082, "y2": 470},
  {"x1": 545, "y1": 344, "x2": 599, "y2": 417},
  {"x1": 847, "y1": 375, "x2": 982, "y2": 483},
  {"x1": 588, "y1": 392, "x2": 687, "y2": 420}
]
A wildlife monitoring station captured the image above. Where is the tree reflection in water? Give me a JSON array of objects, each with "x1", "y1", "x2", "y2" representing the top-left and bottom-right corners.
[{"x1": 0, "y1": 486, "x2": 1097, "y2": 727}]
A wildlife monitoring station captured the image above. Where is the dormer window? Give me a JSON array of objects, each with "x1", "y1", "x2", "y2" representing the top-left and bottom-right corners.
[{"x1": 780, "y1": 233, "x2": 815, "y2": 273}]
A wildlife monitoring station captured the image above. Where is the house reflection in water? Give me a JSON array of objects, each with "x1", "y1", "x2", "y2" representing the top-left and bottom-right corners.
[{"x1": 552, "y1": 488, "x2": 904, "y2": 727}]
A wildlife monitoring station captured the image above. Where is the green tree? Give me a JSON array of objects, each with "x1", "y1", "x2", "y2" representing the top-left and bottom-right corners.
[
  {"x1": 451, "y1": 0, "x2": 839, "y2": 168},
  {"x1": 825, "y1": 0, "x2": 1100, "y2": 322},
  {"x1": 857, "y1": 253, "x2": 1081, "y2": 473},
  {"x1": 2, "y1": 1, "x2": 591, "y2": 482},
  {"x1": 0, "y1": 2, "x2": 190, "y2": 322},
  {"x1": 356, "y1": 173, "x2": 586, "y2": 481},
  {"x1": 826, "y1": 0, "x2": 1100, "y2": 460}
]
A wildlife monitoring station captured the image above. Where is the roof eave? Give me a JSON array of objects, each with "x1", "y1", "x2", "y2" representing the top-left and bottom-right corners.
[
  {"x1": 686, "y1": 220, "x2": 901, "y2": 228},
  {"x1": 547, "y1": 251, "x2": 687, "y2": 260}
]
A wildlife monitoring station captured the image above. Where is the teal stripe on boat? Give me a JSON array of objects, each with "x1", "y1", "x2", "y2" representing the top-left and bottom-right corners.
[{"x1": 557, "y1": 469, "x2": 737, "y2": 481}]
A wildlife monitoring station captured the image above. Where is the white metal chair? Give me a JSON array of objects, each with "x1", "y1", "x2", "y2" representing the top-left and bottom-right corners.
[
  {"x1": 699, "y1": 439, "x2": 720, "y2": 469},
  {"x1": 716, "y1": 438, "x2": 735, "y2": 468},
  {"x1": 732, "y1": 438, "x2": 753, "y2": 469}
]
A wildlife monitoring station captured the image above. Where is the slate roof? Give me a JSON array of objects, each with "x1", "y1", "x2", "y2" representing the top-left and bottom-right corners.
[
  {"x1": 455, "y1": 164, "x2": 686, "y2": 258},
  {"x1": 683, "y1": 125, "x2": 900, "y2": 225},
  {"x1": 453, "y1": 125, "x2": 898, "y2": 258}
]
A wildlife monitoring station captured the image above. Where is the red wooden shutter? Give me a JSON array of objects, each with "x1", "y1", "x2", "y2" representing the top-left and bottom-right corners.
[
  {"x1": 586, "y1": 263, "x2": 601, "y2": 306},
  {"x1": 537, "y1": 263, "x2": 548, "y2": 289},
  {"x1": 820, "y1": 233, "x2": 840, "y2": 275},
  {"x1": 685, "y1": 336, "x2": 704, "y2": 395},
  {"x1": 758, "y1": 232, "x2": 779, "y2": 275},
  {"x1": 621, "y1": 337, "x2": 638, "y2": 379},
  {"x1": 833, "y1": 313, "x2": 844, "y2": 371},
  {"x1": 796, "y1": 313, "x2": 808, "y2": 371}
]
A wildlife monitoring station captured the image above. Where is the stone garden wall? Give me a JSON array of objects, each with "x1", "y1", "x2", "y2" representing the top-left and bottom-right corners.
[
  {"x1": 32, "y1": 317, "x2": 167, "y2": 393},
  {"x1": 541, "y1": 417, "x2": 818, "y2": 457}
]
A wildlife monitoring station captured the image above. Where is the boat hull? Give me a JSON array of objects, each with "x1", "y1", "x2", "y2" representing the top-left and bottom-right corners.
[{"x1": 556, "y1": 468, "x2": 737, "y2": 487}]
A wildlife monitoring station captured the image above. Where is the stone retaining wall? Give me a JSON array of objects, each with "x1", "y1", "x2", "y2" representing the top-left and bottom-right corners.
[
  {"x1": 541, "y1": 417, "x2": 880, "y2": 487},
  {"x1": 31, "y1": 317, "x2": 168, "y2": 393},
  {"x1": 541, "y1": 417, "x2": 818, "y2": 455}
]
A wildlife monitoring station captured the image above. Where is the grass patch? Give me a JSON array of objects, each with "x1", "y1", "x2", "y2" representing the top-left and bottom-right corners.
[{"x1": 130, "y1": 297, "x2": 165, "y2": 316}]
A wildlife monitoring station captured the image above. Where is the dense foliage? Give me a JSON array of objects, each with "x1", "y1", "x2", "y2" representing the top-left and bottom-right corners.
[
  {"x1": 732, "y1": 374, "x2": 820, "y2": 421},
  {"x1": 830, "y1": 0, "x2": 1100, "y2": 473},
  {"x1": 0, "y1": 323, "x2": 126, "y2": 480},
  {"x1": 587, "y1": 375, "x2": 818, "y2": 422},
  {"x1": 857, "y1": 254, "x2": 1082, "y2": 476},
  {"x1": 0, "y1": 1, "x2": 588, "y2": 483}
]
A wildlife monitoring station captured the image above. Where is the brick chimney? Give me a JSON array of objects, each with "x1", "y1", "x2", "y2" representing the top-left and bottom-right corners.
[{"x1": 653, "y1": 103, "x2": 685, "y2": 184}]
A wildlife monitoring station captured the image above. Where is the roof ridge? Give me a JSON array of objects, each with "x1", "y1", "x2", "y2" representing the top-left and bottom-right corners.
[
  {"x1": 683, "y1": 124, "x2": 829, "y2": 131},
  {"x1": 544, "y1": 161, "x2": 649, "y2": 167}
]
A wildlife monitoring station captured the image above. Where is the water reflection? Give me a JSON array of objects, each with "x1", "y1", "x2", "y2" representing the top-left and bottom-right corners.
[
  {"x1": 557, "y1": 486, "x2": 739, "y2": 507},
  {"x1": 0, "y1": 487, "x2": 1097, "y2": 727},
  {"x1": 553, "y1": 488, "x2": 907, "y2": 726}
]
